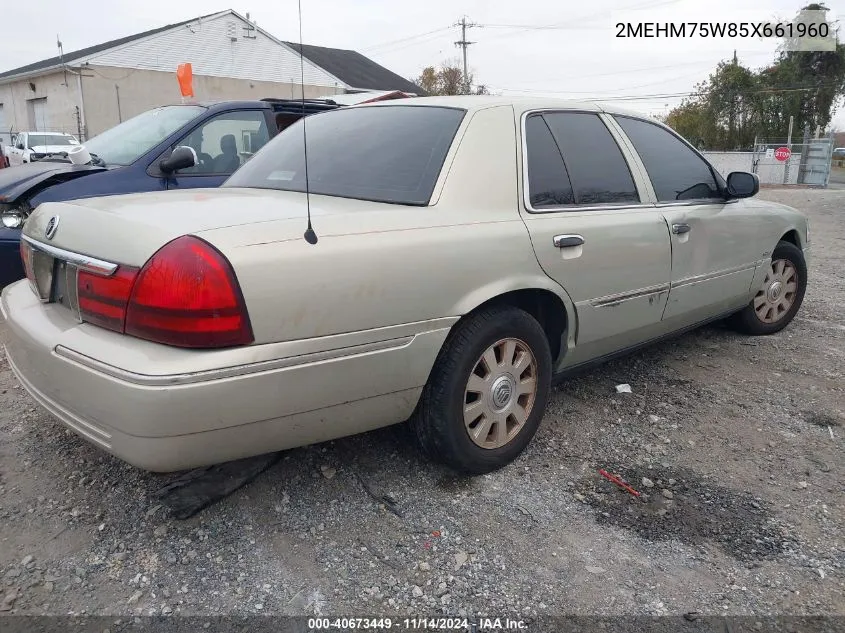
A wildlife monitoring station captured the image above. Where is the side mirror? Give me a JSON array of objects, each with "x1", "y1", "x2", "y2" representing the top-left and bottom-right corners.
[
  {"x1": 159, "y1": 145, "x2": 197, "y2": 174},
  {"x1": 726, "y1": 171, "x2": 759, "y2": 199},
  {"x1": 16, "y1": 143, "x2": 24, "y2": 150}
]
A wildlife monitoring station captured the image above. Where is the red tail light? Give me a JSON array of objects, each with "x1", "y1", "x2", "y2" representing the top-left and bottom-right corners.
[
  {"x1": 74, "y1": 236, "x2": 252, "y2": 349},
  {"x1": 124, "y1": 236, "x2": 254, "y2": 348},
  {"x1": 78, "y1": 267, "x2": 139, "y2": 332}
]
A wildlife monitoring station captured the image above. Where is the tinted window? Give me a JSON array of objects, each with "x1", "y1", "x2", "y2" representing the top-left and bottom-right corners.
[
  {"x1": 524, "y1": 114, "x2": 574, "y2": 208},
  {"x1": 225, "y1": 106, "x2": 465, "y2": 206},
  {"x1": 615, "y1": 116, "x2": 721, "y2": 202},
  {"x1": 543, "y1": 112, "x2": 639, "y2": 205}
]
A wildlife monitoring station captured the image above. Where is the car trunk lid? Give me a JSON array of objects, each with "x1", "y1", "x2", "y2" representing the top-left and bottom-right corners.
[{"x1": 19, "y1": 187, "x2": 404, "y2": 316}]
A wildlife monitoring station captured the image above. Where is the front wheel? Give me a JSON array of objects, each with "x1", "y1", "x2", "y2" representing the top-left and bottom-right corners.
[
  {"x1": 411, "y1": 305, "x2": 552, "y2": 475},
  {"x1": 729, "y1": 240, "x2": 807, "y2": 335}
]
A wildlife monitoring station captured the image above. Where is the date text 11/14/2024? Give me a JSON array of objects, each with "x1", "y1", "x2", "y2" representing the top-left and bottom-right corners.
[{"x1": 307, "y1": 618, "x2": 529, "y2": 631}]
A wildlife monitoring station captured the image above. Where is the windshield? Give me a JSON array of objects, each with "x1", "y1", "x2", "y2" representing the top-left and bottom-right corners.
[
  {"x1": 28, "y1": 134, "x2": 77, "y2": 147},
  {"x1": 84, "y1": 105, "x2": 205, "y2": 166},
  {"x1": 224, "y1": 105, "x2": 465, "y2": 206}
]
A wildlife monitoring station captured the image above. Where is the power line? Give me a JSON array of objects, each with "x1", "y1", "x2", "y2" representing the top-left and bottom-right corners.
[
  {"x1": 367, "y1": 30, "x2": 453, "y2": 56},
  {"x1": 487, "y1": 52, "x2": 776, "y2": 86},
  {"x1": 477, "y1": 0, "x2": 683, "y2": 43},
  {"x1": 361, "y1": 26, "x2": 453, "y2": 52},
  {"x1": 497, "y1": 69, "x2": 711, "y2": 95},
  {"x1": 488, "y1": 83, "x2": 843, "y2": 102}
]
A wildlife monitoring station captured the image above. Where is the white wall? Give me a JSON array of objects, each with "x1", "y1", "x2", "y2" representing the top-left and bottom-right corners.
[
  {"x1": 0, "y1": 71, "x2": 84, "y2": 142},
  {"x1": 80, "y1": 66, "x2": 340, "y2": 137}
]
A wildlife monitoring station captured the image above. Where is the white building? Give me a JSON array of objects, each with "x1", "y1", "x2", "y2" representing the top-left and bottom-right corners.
[{"x1": 0, "y1": 9, "x2": 421, "y2": 143}]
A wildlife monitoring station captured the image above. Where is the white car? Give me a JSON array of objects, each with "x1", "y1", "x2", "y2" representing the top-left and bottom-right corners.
[{"x1": 5, "y1": 132, "x2": 80, "y2": 166}]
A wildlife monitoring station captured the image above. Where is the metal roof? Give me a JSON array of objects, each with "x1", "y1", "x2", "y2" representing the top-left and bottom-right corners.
[{"x1": 282, "y1": 42, "x2": 424, "y2": 96}]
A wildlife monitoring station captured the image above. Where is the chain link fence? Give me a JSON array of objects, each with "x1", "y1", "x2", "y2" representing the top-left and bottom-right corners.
[
  {"x1": 702, "y1": 134, "x2": 834, "y2": 187},
  {"x1": 752, "y1": 136, "x2": 833, "y2": 186}
]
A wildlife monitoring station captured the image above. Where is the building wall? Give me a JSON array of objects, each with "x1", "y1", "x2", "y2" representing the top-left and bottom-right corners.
[
  {"x1": 80, "y1": 65, "x2": 341, "y2": 137},
  {"x1": 0, "y1": 12, "x2": 349, "y2": 143},
  {"x1": 0, "y1": 71, "x2": 84, "y2": 143}
]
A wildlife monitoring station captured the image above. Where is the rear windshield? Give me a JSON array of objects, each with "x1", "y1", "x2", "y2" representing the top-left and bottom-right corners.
[{"x1": 224, "y1": 105, "x2": 466, "y2": 205}]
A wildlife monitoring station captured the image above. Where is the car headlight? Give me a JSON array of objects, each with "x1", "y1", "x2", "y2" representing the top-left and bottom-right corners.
[{"x1": 1, "y1": 212, "x2": 25, "y2": 228}]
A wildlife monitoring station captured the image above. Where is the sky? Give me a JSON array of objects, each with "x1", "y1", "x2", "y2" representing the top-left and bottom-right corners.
[{"x1": 3, "y1": 0, "x2": 844, "y2": 127}]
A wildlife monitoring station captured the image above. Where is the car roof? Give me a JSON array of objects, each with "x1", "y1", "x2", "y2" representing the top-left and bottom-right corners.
[{"x1": 357, "y1": 95, "x2": 658, "y2": 121}]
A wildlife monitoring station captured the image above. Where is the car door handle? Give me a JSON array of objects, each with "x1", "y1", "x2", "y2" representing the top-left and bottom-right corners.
[
  {"x1": 553, "y1": 234, "x2": 585, "y2": 248},
  {"x1": 672, "y1": 223, "x2": 691, "y2": 235}
]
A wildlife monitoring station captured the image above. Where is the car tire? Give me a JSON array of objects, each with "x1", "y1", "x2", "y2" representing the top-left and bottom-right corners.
[
  {"x1": 411, "y1": 305, "x2": 552, "y2": 475},
  {"x1": 729, "y1": 240, "x2": 807, "y2": 336}
]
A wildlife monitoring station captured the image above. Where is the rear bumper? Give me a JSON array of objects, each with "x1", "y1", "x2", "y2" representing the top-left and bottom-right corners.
[{"x1": 1, "y1": 281, "x2": 451, "y2": 471}]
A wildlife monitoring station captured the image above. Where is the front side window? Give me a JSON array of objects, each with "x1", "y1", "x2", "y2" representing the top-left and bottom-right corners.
[
  {"x1": 615, "y1": 116, "x2": 722, "y2": 202},
  {"x1": 176, "y1": 110, "x2": 270, "y2": 175},
  {"x1": 84, "y1": 105, "x2": 205, "y2": 167},
  {"x1": 524, "y1": 112, "x2": 639, "y2": 209},
  {"x1": 225, "y1": 105, "x2": 465, "y2": 206}
]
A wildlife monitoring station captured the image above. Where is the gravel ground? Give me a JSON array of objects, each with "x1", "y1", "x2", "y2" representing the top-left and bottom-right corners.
[{"x1": 0, "y1": 187, "x2": 843, "y2": 619}]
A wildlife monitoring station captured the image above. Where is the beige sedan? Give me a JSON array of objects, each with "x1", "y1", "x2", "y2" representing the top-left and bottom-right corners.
[{"x1": 0, "y1": 97, "x2": 809, "y2": 474}]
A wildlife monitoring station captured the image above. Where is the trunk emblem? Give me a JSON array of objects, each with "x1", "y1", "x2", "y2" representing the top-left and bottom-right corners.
[{"x1": 45, "y1": 216, "x2": 60, "y2": 240}]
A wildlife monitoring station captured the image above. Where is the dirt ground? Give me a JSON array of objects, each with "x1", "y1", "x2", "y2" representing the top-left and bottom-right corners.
[{"x1": 0, "y1": 187, "x2": 843, "y2": 619}]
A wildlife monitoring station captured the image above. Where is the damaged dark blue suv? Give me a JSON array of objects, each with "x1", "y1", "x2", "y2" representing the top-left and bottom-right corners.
[{"x1": 0, "y1": 97, "x2": 339, "y2": 286}]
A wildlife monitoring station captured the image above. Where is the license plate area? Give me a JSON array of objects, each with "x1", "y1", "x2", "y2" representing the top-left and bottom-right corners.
[
  {"x1": 53, "y1": 260, "x2": 81, "y2": 317},
  {"x1": 30, "y1": 246, "x2": 55, "y2": 302},
  {"x1": 21, "y1": 241, "x2": 80, "y2": 318}
]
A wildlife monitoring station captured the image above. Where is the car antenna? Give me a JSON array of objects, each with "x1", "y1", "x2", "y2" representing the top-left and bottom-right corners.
[{"x1": 297, "y1": 0, "x2": 318, "y2": 245}]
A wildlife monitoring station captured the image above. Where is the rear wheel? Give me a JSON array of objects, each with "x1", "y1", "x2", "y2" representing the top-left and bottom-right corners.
[
  {"x1": 729, "y1": 240, "x2": 807, "y2": 335},
  {"x1": 411, "y1": 306, "x2": 552, "y2": 474}
]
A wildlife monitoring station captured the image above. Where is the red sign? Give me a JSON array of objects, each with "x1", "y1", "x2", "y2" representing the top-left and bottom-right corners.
[{"x1": 774, "y1": 146, "x2": 791, "y2": 162}]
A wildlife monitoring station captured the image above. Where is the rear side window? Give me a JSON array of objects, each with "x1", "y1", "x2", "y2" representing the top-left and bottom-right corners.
[
  {"x1": 225, "y1": 106, "x2": 465, "y2": 205},
  {"x1": 615, "y1": 116, "x2": 721, "y2": 202},
  {"x1": 524, "y1": 112, "x2": 639, "y2": 209},
  {"x1": 524, "y1": 115, "x2": 574, "y2": 208},
  {"x1": 543, "y1": 112, "x2": 639, "y2": 205}
]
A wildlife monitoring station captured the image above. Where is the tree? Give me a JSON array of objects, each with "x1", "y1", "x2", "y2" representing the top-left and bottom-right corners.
[
  {"x1": 413, "y1": 59, "x2": 486, "y2": 95},
  {"x1": 665, "y1": 3, "x2": 845, "y2": 148}
]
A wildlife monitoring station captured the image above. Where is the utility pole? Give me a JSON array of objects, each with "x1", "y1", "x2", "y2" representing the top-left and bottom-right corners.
[{"x1": 454, "y1": 16, "x2": 478, "y2": 94}]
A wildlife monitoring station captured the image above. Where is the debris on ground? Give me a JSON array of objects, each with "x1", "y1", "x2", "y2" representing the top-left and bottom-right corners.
[{"x1": 154, "y1": 452, "x2": 283, "y2": 519}]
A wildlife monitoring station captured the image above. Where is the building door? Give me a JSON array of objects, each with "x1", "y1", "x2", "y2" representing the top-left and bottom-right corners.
[{"x1": 27, "y1": 98, "x2": 48, "y2": 131}]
